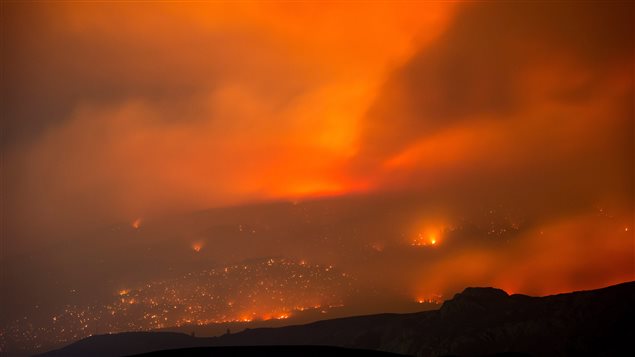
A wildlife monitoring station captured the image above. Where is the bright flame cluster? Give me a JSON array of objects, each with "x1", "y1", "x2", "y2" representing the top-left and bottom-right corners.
[
  {"x1": 131, "y1": 218, "x2": 142, "y2": 229},
  {"x1": 411, "y1": 230, "x2": 442, "y2": 247}
]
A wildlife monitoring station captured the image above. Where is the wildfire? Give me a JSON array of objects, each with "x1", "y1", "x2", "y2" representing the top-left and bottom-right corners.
[
  {"x1": 260, "y1": 312, "x2": 292, "y2": 320},
  {"x1": 131, "y1": 218, "x2": 142, "y2": 229},
  {"x1": 410, "y1": 220, "x2": 450, "y2": 247},
  {"x1": 415, "y1": 293, "x2": 443, "y2": 304},
  {"x1": 192, "y1": 242, "x2": 203, "y2": 252},
  {"x1": 412, "y1": 232, "x2": 440, "y2": 247},
  {"x1": 238, "y1": 314, "x2": 254, "y2": 322}
]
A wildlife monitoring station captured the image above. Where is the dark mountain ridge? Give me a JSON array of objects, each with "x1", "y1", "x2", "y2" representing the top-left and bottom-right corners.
[{"x1": 38, "y1": 281, "x2": 635, "y2": 357}]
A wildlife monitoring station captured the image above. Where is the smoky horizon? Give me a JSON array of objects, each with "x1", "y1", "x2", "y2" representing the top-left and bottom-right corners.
[{"x1": 1, "y1": 1, "x2": 633, "y2": 355}]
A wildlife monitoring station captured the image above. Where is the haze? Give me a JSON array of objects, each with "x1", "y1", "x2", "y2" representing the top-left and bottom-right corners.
[{"x1": 1, "y1": 1, "x2": 633, "y2": 355}]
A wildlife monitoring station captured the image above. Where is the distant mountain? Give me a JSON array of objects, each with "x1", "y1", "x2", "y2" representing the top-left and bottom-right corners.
[{"x1": 38, "y1": 281, "x2": 635, "y2": 357}]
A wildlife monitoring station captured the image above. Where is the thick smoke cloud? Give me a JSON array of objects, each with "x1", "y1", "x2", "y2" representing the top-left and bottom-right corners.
[
  {"x1": 1, "y1": 1, "x2": 632, "y2": 337},
  {"x1": 358, "y1": 1, "x2": 633, "y2": 163},
  {"x1": 2, "y1": 2, "x2": 453, "y2": 252},
  {"x1": 344, "y1": 0, "x2": 634, "y2": 302},
  {"x1": 353, "y1": 1, "x2": 633, "y2": 216}
]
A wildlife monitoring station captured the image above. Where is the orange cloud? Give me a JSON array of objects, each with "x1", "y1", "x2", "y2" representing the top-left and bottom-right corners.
[
  {"x1": 413, "y1": 211, "x2": 634, "y2": 298},
  {"x1": 4, "y1": 1, "x2": 456, "y2": 244},
  {"x1": 3, "y1": 2, "x2": 632, "y2": 302}
]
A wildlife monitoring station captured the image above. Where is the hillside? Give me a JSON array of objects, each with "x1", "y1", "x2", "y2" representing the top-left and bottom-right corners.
[{"x1": 37, "y1": 281, "x2": 635, "y2": 356}]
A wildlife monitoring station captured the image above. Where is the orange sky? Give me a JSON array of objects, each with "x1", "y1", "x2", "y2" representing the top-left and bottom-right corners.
[
  {"x1": 3, "y1": 2, "x2": 460, "y2": 235},
  {"x1": 2, "y1": 1, "x2": 633, "y2": 295}
]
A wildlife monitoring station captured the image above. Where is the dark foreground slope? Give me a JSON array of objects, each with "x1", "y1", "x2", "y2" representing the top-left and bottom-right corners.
[
  {"x1": 39, "y1": 281, "x2": 635, "y2": 357},
  {"x1": 134, "y1": 345, "x2": 412, "y2": 357}
]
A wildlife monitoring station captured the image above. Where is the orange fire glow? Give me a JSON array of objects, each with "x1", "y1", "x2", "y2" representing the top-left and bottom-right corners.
[
  {"x1": 238, "y1": 314, "x2": 254, "y2": 322},
  {"x1": 411, "y1": 227, "x2": 444, "y2": 247},
  {"x1": 192, "y1": 242, "x2": 204, "y2": 253},
  {"x1": 3, "y1": 3, "x2": 633, "y2": 344},
  {"x1": 412, "y1": 212, "x2": 635, "y2": 298},
  {"x1": 415, "y1": 293, "x2": 443, "y2": 305},
  {"x1": 7, "y1": 1, "x2": 459, "y2": 236}
]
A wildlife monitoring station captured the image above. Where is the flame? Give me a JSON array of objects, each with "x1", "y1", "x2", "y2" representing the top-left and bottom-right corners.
[
  {"x1": 410, "y1": 219, "x2": 451, "y2": 247},
  {"x1": 238, "y1": 314, "x2": 254, "y2": 322},
  {"x1": 415, "y1": 293, "x2": 443, "y2": 304},
  {"x1": 131, "y1": 218, "x2": 142, "y2": 229},
  {"x1": 192, "y1": 242, "x2": 204, "y2": 253},
  {"x1": 412, "y1": 232, "x2": 441, "y2": 247},
  {"x1": 118, "y1": 289, "x2": 130, "y2": 296}
]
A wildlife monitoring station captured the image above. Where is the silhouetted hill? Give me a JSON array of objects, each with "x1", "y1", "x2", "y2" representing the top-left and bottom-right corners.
[
  {"x1": 132, "y1": 345, "x2": 411, "y2": 357},
  {"x1": 38, "y1": 281, "x2": 635, "y2": 357}
]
